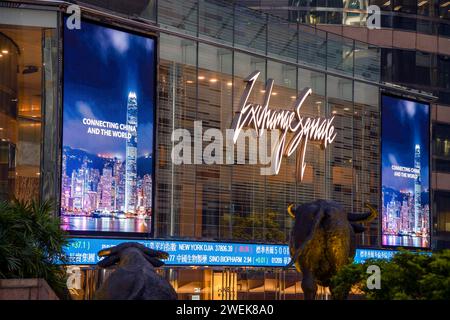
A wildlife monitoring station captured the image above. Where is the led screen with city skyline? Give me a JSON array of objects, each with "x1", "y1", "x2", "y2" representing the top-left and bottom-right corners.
[
  {"x1": 381, "y1": 94, "x2": 430, "y2": 248},
  {"x1": 60, "y1": 19, "x2": 155, "y2": 234}
]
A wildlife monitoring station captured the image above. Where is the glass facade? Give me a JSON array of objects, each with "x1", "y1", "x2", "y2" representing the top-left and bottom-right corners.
[
  {"x1": 236, "y1": 0, "x2": 450, "y2": 37},
  {"x1": 433, "y1": 123, "x2": 450, "y2": 173},
  {"x1": 434, "y1": 191, "x2": 450, "y2": 233},
  {"x1": 156, "y1": 30, "x2": 380, "y2": 245},
  {"x1": 382, "y1": 48, "x2": 450, "y2": 105},
  {"x1": 233, "y1": 0, "x2": 450, "y2": 105},
  {"x1": 149, "y1": 0, "x2": 382, "y2": 246},
  {"x1": 434, "y1": 190, "x2": 450, "y2": 249},
  {"x1": 0, "y1": 8, "x2": 57, "y2": 203}
]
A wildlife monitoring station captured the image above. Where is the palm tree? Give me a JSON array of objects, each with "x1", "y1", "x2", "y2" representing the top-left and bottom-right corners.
[{"x1": 0, "y1": 199, "x2": 68, "y2": 298}]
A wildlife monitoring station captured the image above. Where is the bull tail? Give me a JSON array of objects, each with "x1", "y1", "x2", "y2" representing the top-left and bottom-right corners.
[{"x1": 284, "y1": 207, "x2": 325, "y2": 270}]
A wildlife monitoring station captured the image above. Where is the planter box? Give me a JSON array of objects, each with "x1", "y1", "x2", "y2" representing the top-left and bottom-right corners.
[{"x1": 0, "y1": 279, "x2": 59, "y2": 300}]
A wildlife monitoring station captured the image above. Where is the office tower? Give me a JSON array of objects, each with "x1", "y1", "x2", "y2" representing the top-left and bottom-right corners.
[
  {"x1": 125, "y1": 92, "x2": 138, "y2": 213},
  {"x1": 143, "y1": 174, "x2": 152, "y2": 210},
  {"x1": 414, "y1": 144, "x2": 422, "y2": 233},
  {"x1": 113, "y1": 158, "x2": 125, "y2": 211},
  {"x1": 84, "y1": 191, "x2": 98, "y2": 212},
  {"x1": 71, "y1": 169, "x2": 84, "y2": 211},
  {"x1": 61, "y1": 152, "x2": 71, "y2": 209},
  {"x1": 100, "y1": 167, "x2": 113, "y2": 211}
]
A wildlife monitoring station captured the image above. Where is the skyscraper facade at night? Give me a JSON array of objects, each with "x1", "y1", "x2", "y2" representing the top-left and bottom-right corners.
[
  {"x1": 125, "y1": 92, "x2": 138, "y2": 214},
  {"x1": 414, "y1": 144, "x2": 422, "y2": 233}
]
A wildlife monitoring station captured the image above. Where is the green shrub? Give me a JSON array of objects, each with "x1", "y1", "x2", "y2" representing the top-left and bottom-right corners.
[
  {"x1": 331, "y1": 249, "x2": 450, "y2": 300},
  {"x1": 0, "y1": 199, "x2": 68, "y2": 298}
]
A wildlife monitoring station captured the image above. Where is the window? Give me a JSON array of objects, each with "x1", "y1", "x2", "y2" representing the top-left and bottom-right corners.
[
  {"x1": 433, "y1": 123, "x2": 450, "y2": 173},
  {"x1": 197, "y1": 43, "x2": 233, "y2": 239},
  {"x1": 434, "y1": 191, "x2": 450, "y2": 233},
  {"x1": 157, "y1": 34, "x2": 197, "y2": 237},
  {"x1": 77, "y1": 0, "x2": 156, "y2": 21},
  {"x1": 0, "y1": 9, "x2": 57, "y2": 203}
]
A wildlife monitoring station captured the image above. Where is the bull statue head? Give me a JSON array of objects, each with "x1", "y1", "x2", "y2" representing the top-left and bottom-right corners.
[
  {"x1": 94, "y1": 242, "x2": 177, "y2": 300},
  {"x1": 285, "y1": 200, "x2": 378, "y2": 300}
]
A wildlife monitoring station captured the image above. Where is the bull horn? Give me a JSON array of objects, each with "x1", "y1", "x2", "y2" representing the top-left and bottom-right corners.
[
  {"x1": 365, "y1": 202, "x2": 378, "y2": 219},
  {"x1": 98, "y1": 249, "x2": 112, "y2": 257},
  {"x1": 287, "y1": 204, "x2": 296, "y2": 219},
  {"x1": 347, "y1": 202, "x2": 378, "y2": 223}
]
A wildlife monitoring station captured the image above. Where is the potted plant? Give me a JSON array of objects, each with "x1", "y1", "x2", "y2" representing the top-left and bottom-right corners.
[{"x1": 0, "y1": 199, "x2": 69, "y2": 300}]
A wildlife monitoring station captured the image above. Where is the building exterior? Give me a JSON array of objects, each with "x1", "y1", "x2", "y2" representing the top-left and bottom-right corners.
[
  {"x1": 234, "y1": 0, "x2": 450, "y2": 249},
  {"x1": 0, "y1": 0, "x2": 446, "y2": 299}
]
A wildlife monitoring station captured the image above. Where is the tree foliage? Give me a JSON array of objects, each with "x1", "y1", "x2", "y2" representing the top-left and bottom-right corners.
[
  {"x1": 221, "y1": 212, "x2": 286, "y2": 242},
  {"x1": 0, "y1": 199, "x2": 69, "y2": 298},
  {"x1": 331, "y1": 249, "x2": 450, "y2": 300}
]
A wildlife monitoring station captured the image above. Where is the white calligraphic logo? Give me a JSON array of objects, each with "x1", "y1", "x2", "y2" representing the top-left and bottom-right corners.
[{"x1": 231, "y1": 71, "x2": 337, "y2": 181}]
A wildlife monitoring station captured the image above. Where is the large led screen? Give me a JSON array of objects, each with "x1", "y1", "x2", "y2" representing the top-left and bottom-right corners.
[
  {"x1": 60, "y1": 19, "x2": 155, "y2": 234},
  {"x1": 381, "y1": 94, "x2": 430, "y2": 248}
]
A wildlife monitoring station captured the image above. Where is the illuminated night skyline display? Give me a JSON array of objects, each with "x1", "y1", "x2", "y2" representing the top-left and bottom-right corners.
[
  {"x1": 60, "y1": 19, "x2": 155, "y2": 233},
  {"x1": 381, "y1": 94, "x2": 430, "y2": 248}
]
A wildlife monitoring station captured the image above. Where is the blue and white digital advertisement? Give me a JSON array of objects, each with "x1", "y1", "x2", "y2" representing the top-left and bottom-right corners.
[
  {"x1": 60, "y1": 19, "x2": 156, "y2": 234},
  {"x1": 381, "y1": 94, "x2": 430, "y2": 248}
]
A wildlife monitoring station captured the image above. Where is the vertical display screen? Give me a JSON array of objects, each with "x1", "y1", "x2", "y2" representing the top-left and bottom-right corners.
[
  {"x1": 60, "y1": 19, "x2": 155, "y2": 234},
  {"x1": 381, "y1": 94, "x2": 430, "y2": 248}
]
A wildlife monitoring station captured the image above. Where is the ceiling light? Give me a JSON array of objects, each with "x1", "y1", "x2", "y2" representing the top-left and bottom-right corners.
[
  {"x1": 1, "y1": 50, "x2": 8, "y2": 54},
  {"x1": 394, "y1": 5, "x2": 402, "y2": 10},
  {"x1": 383, "y1": 1, "x2": 390, "y2": 6},
  {"x1": 344, "y1": 107, "x2": 350, "y2": 111},
  {"x1": 291, "y1": 96, "x2": 296, "y2": 99},
  {"x1": 440, "y1": 1, "x2": 450, "y2": 7},
  {"x1": 209, "y1": 78, "x2": 218, "y2": 83},
  {"x1": 227, "y1": 82, "x2": 232, "y2": 86},
  {"x1": 418, "y1": 1, "x2": 428, "y2": 6},
  {"x1": 198, "y1": 76, "x2": 205, "y2": 80},
  {"x1": 271, "y1": 92, "x2": 278, "y2": 96},
  {"x1": 186, "y1": 80, "x2": 194, "y2": 84},
  {"x1": 0, "y1": 54, "x2": 2, "y2": 58}
]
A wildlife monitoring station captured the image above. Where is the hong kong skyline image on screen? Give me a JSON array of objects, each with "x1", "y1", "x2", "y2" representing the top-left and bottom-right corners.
[
  {"x1": 381, "y1": 94, "x2": 430, "y2": 248},
  {"x1": 60, "y1": 19, "x2": 155, "y2": 234}
]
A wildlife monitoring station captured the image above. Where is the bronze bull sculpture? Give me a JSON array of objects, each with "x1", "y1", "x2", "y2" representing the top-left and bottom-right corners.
[
  {"x1": 286, "y1": 199, "x2": 377, "y2": 300},
  {"x1": 93, "y1": 242, "x2": 177, "y2": 300}
]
